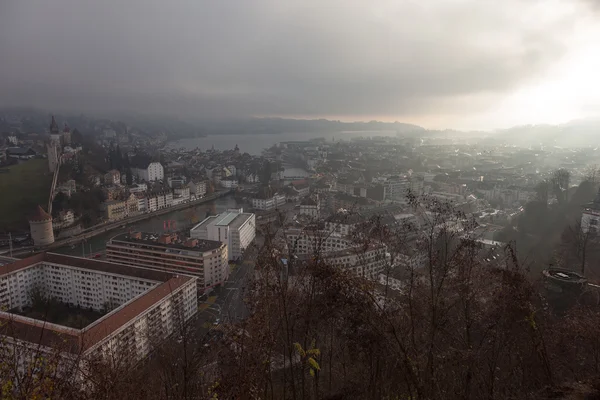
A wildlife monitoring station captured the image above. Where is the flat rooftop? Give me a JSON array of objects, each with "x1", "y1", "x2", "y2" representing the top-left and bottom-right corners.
[
  {"x1": 110, "y1": 232, "x2": 222, "y2": 253},
  {"x1": 0, "y1": 253, "x2": 194, "y2": 354},
  {"x1": 191, "y1": 211, "x2": 254, "y2": 231}
]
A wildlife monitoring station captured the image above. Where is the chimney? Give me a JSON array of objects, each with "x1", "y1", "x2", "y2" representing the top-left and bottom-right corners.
[
  {"x1": 158, "y1": 234, "x2": 172, "y2": 244},
  {"x1": 184, "y1": 239, "x2": 198, "y2": 248}
]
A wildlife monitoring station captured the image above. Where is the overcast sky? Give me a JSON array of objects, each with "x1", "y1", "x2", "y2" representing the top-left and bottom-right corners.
[{"x1": 1, "y1": 0, "x2": 599, "y2": 130}]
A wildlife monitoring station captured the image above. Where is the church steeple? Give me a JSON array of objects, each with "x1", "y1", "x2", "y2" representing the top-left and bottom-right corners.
[{"x1": 49, "y1": 115, "x2": 59, "y2": 134}]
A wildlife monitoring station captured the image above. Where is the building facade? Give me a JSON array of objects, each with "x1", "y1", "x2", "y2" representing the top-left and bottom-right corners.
[
  {"x1": 0, "y1": 253, "x2": 197, "y2": 375},
  {"x1": 188, "y1": 181, "x2": 207, "y2": 198},
  {"x1": 132, "y1": 162, "x2": 164, "y2": 182},
  {"x1": 251, "y1": 193, "x2": 286, "y2": 211},
  {"x1": 299, "y1": 197, "x2": 319, "y2": 219},
  {"x1": 285, "y1": 229, "x2": 388, "y2": 279},
  {"x1": 190, "y1": 208, "x2": 256, "y2": 261},
  {"x1": 106, "y1": 232, "x2": 229, "y2": 291}
]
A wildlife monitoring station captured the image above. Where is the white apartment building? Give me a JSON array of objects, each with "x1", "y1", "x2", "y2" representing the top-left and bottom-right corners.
[
  {"x1": 132, "y1": 161, "x2": 164, "y2": 182},
  {"x1": 106, "y1": 232, "x2": 229, "y2": 291},
  {"x1": 146, "y1": 190, "x2": 173, "y2": 211},
  {"x1": 190, "y1": 208, "x2": 256, "y2": 261},
  {"x1": 188, "y1": 181, "x2": 207, "y2": 198},
  {"x1": 324, "y1": 213, "x2": 362, "y2": 236},
  {"x1": 299, "y1": 197, "x2": 319, "y2": 219},
  {"x1": 173, "y1": 185, "x2": 190, "y2": 205},
  {"x1": 251, "y1": 193, "x2": 286, "y2": 211},
  {"x1": 128, "y1": 183, "x2": 148, "y2": 193},
  {"x1": 285, "y1": 229, "x2": 388, "y2": 279},
  {"x1": 221, "y1": 177, "x2": 239, "y2": 189},
  {"x1": 0, "y1": 252, "x2": 197, "y2": 375}
]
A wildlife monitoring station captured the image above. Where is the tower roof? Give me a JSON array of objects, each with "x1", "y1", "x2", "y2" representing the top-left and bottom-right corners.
[
  {"x1": 49, "y1": 115, "x2": 59, "y2": 133},
  {"x1": 29, "y1": 205, "x2": 52, "y2": 222},
  {"x1": 63, "y1": 122, "x2": 70, "y2": 133}
]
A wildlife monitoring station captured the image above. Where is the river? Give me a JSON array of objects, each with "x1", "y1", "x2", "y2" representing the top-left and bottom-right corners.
[
  {"x1": 165, "y1": 130, "x2": 398, "y2": 155},
  {"x1": 54, "y1": 195, "x2": 239, "y2": 256}
]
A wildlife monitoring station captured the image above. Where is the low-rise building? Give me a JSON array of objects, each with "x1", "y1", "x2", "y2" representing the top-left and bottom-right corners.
[
  {"x1": 167, "y1": 176, "x2": 186, "y2": 188},
  {"x1": 190, "y1": 208, "x2": 256, "y2": 261},
  {"x1": 52, "y1": 210, "x2": 75, "y2": 230},
  {"x1": 173, "y1": 185, "x2": 190, "y2": 202},
  {"x1": 299, "y1": 197, "x2": 319, "y2": 219},
  {"x1": 188, "y1": 180, "x2": 207, "y2": 198},
  {"x1": 251, "y1": 186, "x2": 286, "y2": 211},
  {"x1": 104, "y1": 199, "x2": 127, "y2": 221},
  {"x1": 221, "y1": 176, "x2": 239, "y2": 189},
  {"x1": 6, "y1": 147, "x2": 36, "y2": 160},
  {"x1": 104, "y1": 194, "x2": 138, "y2": 221},
  {"x1": 291, "y1": 181, "x2": 310, "y2": 197},
  {"x1": 285, "y1": 229, "x2": 387, "y2": 279},
  {"x1": 104, "y1": 170, "x2": 121, "y2": 185},
  {"x1": 128, "y1": 183, "x2": 147, "y2": 193},
  {"x1": 106, "y1": 232, "x2": 229, "y2": 291}
]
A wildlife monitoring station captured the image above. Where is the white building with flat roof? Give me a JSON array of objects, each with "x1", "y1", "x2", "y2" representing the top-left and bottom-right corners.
[{"x1": 190, "y1": 208, "x2": 256, "y2": 261}]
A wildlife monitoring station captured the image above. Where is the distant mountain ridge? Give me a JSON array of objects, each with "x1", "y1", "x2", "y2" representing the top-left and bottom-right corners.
[{"x1": 1, "y1": 107, "x2": 599, "y2": 145}]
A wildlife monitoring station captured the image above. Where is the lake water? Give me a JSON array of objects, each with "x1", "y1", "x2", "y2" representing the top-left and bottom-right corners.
[{"x1": 166, "y1": 130, "x2": 398, "y2": 155}]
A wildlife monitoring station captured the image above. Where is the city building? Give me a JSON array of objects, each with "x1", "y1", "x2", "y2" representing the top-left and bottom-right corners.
[
  {"x1": 582, "y1": 189, "x2": 600, "y2": 234},
  {"x1": 103, "y1": 194, "x2": 138, "y2": 221},
  {"x1": 173, "y1": 184, "x2": 190, "y2": 205},
  {"x1": 190, "y1": 208, "x2": 256, "y2": 261},
  {"x1": 145, "y1": 189, "x2": 173, "y2": 212},
  {"x1": 324, "y1": 213, "x2": 362, "y2": 235},
  {"x1": 28, "y1": 205, "x2": 55, "y2": 246},
  {"x1": 0, "y1": 252, "x2": 197, "y2": 375},
  {"x1": 251, "y1": 186, "x2": 286, "y2": 211},
  {"x1": 132, "y1": 161, "x2": 164, "y2": 182},
  {"x1": 104, "y1": 199, "x2": 128, "y2": 221},
  {"x1": 106, "y1": 232, "x2": 228, "y2": 291},
  {"x1": 220, "y1": 176, "x2": 239, "y2": 189},
  {"x1": 188, "y1": 180, "x2": 207, "y2": 198},
  {"x1": 285, "y1": 228, "x2": 388, "y2": 279},
  {"x1": 299, "y1": 197, "x2": 319, "y2": 219},
  {"x1": 167, "y1": 176, "x2": 186, "y2": 188},
  {"x1": 128, "y1": 183, "x2": 148, "y2": 193},
  {"x1": 290, "y1": 181, "x2": 310, "y2": 198},
  {"x1": 6, "y1": 147, "x2": 36, "y2": 160},
  {"x1": 104, "y1": 170, "x2": 121, "y2": 185},
  {"x1": 52, "y1": 210, "x2": 75, "y2": 230}
]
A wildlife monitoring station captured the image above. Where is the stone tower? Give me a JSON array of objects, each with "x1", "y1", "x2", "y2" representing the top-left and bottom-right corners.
[
  {"x1": 29, "y1": 205, "x2": 55, "y2": 247},
  {"x1": 47, "y1": 116, "x2": 61, "y2": 172}
]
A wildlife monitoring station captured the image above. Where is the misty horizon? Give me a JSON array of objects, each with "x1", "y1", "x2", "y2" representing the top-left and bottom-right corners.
[{"x1": 1, "y1": 0, "x2": 600, "y2": 130}]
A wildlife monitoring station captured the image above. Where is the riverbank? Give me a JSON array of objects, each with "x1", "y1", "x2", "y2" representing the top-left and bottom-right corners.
[{"x1": 9, "y1": 190, "x2": 233, "y2": 257}]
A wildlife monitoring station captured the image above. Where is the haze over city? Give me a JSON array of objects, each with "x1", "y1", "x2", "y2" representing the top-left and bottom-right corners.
[
  {"x1": 7, "y1": 1, "x2": 600, "y2": 399},
  {"x1": 2, "y1": 0, "x2": 600, "y2": 130}
]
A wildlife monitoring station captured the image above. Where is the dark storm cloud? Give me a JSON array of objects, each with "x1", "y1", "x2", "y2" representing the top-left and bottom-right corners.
[{"x1": 0, "y1": 0, "x2": 586, "y2": 120}]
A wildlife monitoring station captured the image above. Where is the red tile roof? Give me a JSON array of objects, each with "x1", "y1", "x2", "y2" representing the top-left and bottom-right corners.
[
  {"x1": 0, "y1": 253, "x2": 195, "y2": 354},
  {"x1": 28, "y1": 205, "x2": 52, "y2": 222}
]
